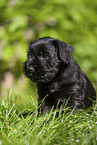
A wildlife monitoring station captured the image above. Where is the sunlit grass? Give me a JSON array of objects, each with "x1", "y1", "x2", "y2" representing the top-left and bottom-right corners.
[{"x1": 0, "y1": 91, "x2": 97, "y2": 145}]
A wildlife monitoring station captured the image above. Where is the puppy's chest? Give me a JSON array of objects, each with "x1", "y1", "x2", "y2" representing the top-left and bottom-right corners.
[{"x1": 38, "y1": 82, "x2": 71, "y2": 100}]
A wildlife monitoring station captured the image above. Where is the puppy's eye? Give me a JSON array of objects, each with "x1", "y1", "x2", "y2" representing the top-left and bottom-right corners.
[{"x1": 39, "y1": 51, "x2": 48, "y2": 58}]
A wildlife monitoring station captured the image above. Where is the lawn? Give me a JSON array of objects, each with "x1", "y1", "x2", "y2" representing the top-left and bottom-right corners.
[{"x1": 0, "y1": 92, "x2": 97, "y2": 145}]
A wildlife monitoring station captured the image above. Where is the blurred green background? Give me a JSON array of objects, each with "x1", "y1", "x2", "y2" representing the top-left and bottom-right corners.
[{"x1": 0, "y1": 0, "x2": 97, "y2": 110}]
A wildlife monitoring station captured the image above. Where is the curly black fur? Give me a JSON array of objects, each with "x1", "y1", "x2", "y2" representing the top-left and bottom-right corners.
[{"x1": 23, "y1": 37, "x2": 96, "y2": 113}]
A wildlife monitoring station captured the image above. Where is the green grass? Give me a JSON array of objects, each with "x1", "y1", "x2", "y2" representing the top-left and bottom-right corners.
[{"x1": 0, "y1": 91, "x2": 97, "y2": 145}]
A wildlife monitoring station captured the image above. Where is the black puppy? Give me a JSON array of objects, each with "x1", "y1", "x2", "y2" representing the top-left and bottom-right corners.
[{"x1": 24, "y1": 37, "x2": 96, "y2": 113}]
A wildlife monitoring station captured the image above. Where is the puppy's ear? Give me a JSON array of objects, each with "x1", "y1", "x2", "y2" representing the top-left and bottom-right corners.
[{"x1": 54, "y1": 40, "x2": 73, "y2": 64}]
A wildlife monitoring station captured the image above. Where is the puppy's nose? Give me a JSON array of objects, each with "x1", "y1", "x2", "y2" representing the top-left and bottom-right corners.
[
  {"x1": 28, "y1": 66, "x2": 35, "y2": 72},
  {"x1": 27, "y1": 62, "x2": 34, "y2": 72},
  {"x1": 27, "y1": 62, "x2": 37, "y2": 72}
]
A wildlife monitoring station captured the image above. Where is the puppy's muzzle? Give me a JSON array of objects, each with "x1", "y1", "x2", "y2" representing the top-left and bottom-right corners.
[{"x1": 25, "y1": 60, "x2": 36, "y2": 72}]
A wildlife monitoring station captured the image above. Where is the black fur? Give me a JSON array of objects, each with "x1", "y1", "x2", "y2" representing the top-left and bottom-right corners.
[{"x1": 24, "y1": 37, "x2": 96, "y2": 113}]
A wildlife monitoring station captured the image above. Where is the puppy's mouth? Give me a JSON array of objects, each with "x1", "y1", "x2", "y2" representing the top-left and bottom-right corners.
[
  {"x1": 23, "y1": 61, "x2": 59, "y2": 83},
  {"x1": 30, "y1": 74, "x2": 54, "y2": 83},
  {"x1": 27, "y1": 70, "x2": 57, "y2": 83},
  {"x1": 31, "y1": 77, "x2": 49, "y2": 83}
]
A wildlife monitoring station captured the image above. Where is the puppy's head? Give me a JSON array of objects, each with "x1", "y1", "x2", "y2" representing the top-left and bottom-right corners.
[{"x1": 23, "y1": 37, "x2": 73, "y2": 83}]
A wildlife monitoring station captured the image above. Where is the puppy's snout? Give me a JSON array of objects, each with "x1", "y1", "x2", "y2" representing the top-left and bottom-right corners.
[
  {"x1": 28, "y1": 66, "x2": 34, "y2": 72},
  {"x1": 27, "y1": 62, "x2": 34, "y2": 72},
  {"x1": 27, "y1": 61, "x2": 37, "y2": 72}
]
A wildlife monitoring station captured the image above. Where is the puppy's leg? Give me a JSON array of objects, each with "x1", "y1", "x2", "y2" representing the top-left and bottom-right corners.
[
  {"x1": 39, "y1": 99, "x2": 52, "y2": 113},
  {"x1": 66, "y1": 89, "x2": 85, "y2": 109}
]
